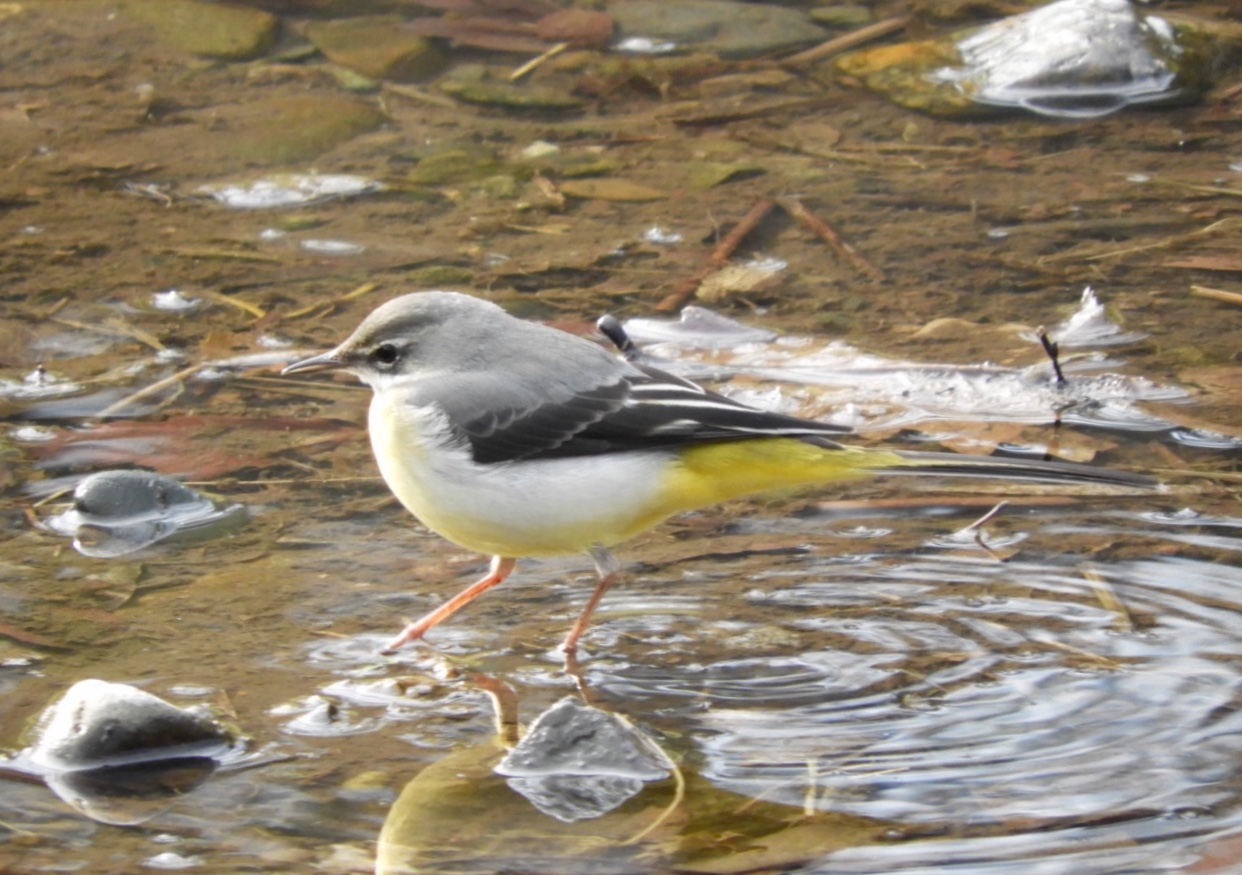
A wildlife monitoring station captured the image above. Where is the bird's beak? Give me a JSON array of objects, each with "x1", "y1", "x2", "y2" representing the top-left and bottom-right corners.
[{"x1": 281, "y1": 348, "x2": 346, "y2": 376}]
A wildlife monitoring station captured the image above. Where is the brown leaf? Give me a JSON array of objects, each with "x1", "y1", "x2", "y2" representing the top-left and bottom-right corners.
[
  {"x1": 535, "y1": 9, "x2": 613, "y2": 47},
  {"x1": 402, "y1": 18, "x2": 547, "y2": 53},
  {"x1": 558, "y1": 178, "x2": 666, "y2": 201},
  {"x1": 29, "y1": 415, "x2": 358, "y2": 481},
  {"x1": 0, "y1": 620, "x2": 72, "y2": 651},
  {"x1": 199, "y1": 329, "x2": 239, "y2": 360}
]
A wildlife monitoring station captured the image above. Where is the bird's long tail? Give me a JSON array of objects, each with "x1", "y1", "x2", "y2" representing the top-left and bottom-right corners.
[
  {"x1": 867, "y1": 449, "x2": 1158, "y2": 490},
  {"x1": 662, "y1": 439, "x2": 1156, "y2": 522}
]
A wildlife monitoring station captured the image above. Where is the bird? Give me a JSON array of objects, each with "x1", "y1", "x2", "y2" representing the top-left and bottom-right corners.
[{"x1": 282, "y1": 291, "x2": 1153, "y2": 654}]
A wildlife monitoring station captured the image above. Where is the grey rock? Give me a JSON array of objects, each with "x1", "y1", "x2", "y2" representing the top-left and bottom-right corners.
[{"x1": 29, "y1": 679, "x2": 232, "y2": 772}]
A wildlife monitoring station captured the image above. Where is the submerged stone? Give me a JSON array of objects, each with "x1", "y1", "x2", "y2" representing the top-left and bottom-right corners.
[
  {"x1": 440, "y1": 78, "x2": 584, "y2": 111},
  {"x1": 607, "y1": 0, "x2": 824, "y2": 59},
  {"x1": 122, "y1": 0, "x2": 279, "y2": 61},
  {"x1": 810, "y1": 4, "x2": 873, "y2": 29},
  {"x1": 214, "y1": 95, "x2": 387, "y2": 165},
  {"x1": 305, "y1": 16, "x2": 448, "y2": 82},
  {"x1": 406, "y1": 144, "x2": 507, "y2": 186}
]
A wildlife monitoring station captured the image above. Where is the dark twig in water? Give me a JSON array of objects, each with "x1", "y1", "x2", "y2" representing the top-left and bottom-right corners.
[
  {"x1": 1035, "y1": 326, "x2": 1067, "y2": 387},
  {"x1": 657, "y1": 197, "x2": 777, "y2": 311},
  {"x1": 778, "y1": 196, "x2": 885, "y2": 281}
]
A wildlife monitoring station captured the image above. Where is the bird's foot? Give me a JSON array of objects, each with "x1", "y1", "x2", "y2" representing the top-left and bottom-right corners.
[{"x1": 381, "y1": 621, "x2": 430, "y2": 654}]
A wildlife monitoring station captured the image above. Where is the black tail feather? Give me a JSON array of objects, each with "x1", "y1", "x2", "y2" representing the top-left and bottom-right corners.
[{"x1": 874, "y1": 450, "x2": 1158, "y2": 490}]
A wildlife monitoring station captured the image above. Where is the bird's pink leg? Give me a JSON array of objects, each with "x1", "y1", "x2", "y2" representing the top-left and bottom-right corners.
[
  {"x1": 383, "y1": 556, "x2": 517, "y2": 652},
  {"x1": 559, "y1": 547, "x2": 620, "y2": 654}
]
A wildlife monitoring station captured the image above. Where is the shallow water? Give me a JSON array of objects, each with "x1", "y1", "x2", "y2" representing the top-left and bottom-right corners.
[{"x1": 2, "y1": 1, "x2": 1241, "y2": 873}]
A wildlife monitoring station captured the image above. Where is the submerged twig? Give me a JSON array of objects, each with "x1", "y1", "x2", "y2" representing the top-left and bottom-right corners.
[
  {"x1": 777, "y1": 196, "x2": 885, "y2": 281},
  {"x1": 90, "y1": 362, "x2": 201, "y2": 421},
  {"x1": 284, "y1": 282, "x2": 378, "y2": 320},
  {"x1": 53, "y1": 316, "x2": 166, "y2": 352},
  {"x1": 197, "y1": 289, "x2": 267, "y2": 318},
  {"x1": 656, "y1": 197, "x2": 777, "y2": 311},
  {"x1": 381, "y1": 81, "x2": 458, "y2": 109},
  {"x1": 510, "y1": 41, "x2": 568, "y2": 81},
  {"x1": 1037, "y1": 217, "x2": 1237, "y2": 264},
  {"x1": 1190, "y1": 284, "x2": 1242, "y2": 307},
  {"x1": 781, "y1": 15, "x2": 912, "y2": 67}
]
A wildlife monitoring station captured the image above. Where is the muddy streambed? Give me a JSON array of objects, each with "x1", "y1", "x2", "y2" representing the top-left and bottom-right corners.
[{"x1": 2, "y1": 1, "x2": 1242, "y2": 873}]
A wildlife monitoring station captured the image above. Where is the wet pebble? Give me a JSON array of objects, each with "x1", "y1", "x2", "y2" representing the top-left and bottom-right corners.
[
  {"x1": 29, "y1": 679, "x2": 231, "y2": 771},
  {"x1": 304, "y1": 16, "x2": 447, "y2": 82},
  {"x1": 122, "y1": 0, "x2": 277, "y2": 61},
  {"x1": 205, "y1": 96, "x2": 387, "y2": 165},
  {"x1": 607, "y1": 0, "x2": 824, "y2": 59},
  {"x1": 44, "y1": 469, "x2": 247, "y2": 559}
]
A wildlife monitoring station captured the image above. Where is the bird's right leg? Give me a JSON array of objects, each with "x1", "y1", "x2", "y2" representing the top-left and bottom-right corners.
[{"x1": 383, "y1": 555, "x2": 517, "y2": 652}]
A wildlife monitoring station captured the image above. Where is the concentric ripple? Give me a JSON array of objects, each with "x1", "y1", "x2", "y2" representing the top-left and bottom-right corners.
[{"x1": 587, "y1": 503, "x2": 1242, "y2": 872}]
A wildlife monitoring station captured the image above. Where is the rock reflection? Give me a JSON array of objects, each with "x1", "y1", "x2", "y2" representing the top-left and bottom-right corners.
[
  {"x1": 496, "y1": 696, "x2": 674, "y2": 823},
  {"x1": 376, "y1": 678, "x2": 888, "y2": 874},
  {"x1": 44, "y1": 757, "x2": 218, "y2": 827}
]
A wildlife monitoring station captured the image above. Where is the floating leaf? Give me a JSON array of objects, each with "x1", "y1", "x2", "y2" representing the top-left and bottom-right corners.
[
  {"x1": 558, "y1": 178, "x2": 666, "y2": 201},
  {"x1": 684, "y1": 160, "x2": 764, "y2": 191}
]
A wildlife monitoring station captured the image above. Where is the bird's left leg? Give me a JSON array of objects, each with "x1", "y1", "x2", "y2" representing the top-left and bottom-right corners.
[
  {"x1": 384, "y1": 555, "x2": 517, "y2": 652},
  {"x1": 560, "y1": 546, "x2": 620, "y2": 654}
]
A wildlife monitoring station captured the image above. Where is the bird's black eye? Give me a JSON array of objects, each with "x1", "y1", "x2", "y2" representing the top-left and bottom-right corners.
[{"x1": 371, "y1": 342, "x2": 401, "y2": 368}]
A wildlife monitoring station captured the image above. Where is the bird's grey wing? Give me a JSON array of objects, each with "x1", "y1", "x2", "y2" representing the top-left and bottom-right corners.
[
  {"x1": 576, "y1": 364, "x2": 853, "y2": 452},
  {"x1": 408, "y1": 363, "x2": 633, "y2": 464},
  {"x1": 416, "y1": 362, "x2": 853, "y2": 464}
]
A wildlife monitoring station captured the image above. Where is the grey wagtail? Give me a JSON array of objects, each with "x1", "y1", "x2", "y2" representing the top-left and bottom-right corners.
[{"x1": 282, "y1": 291, "x2": 1153, "y2": 654}]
